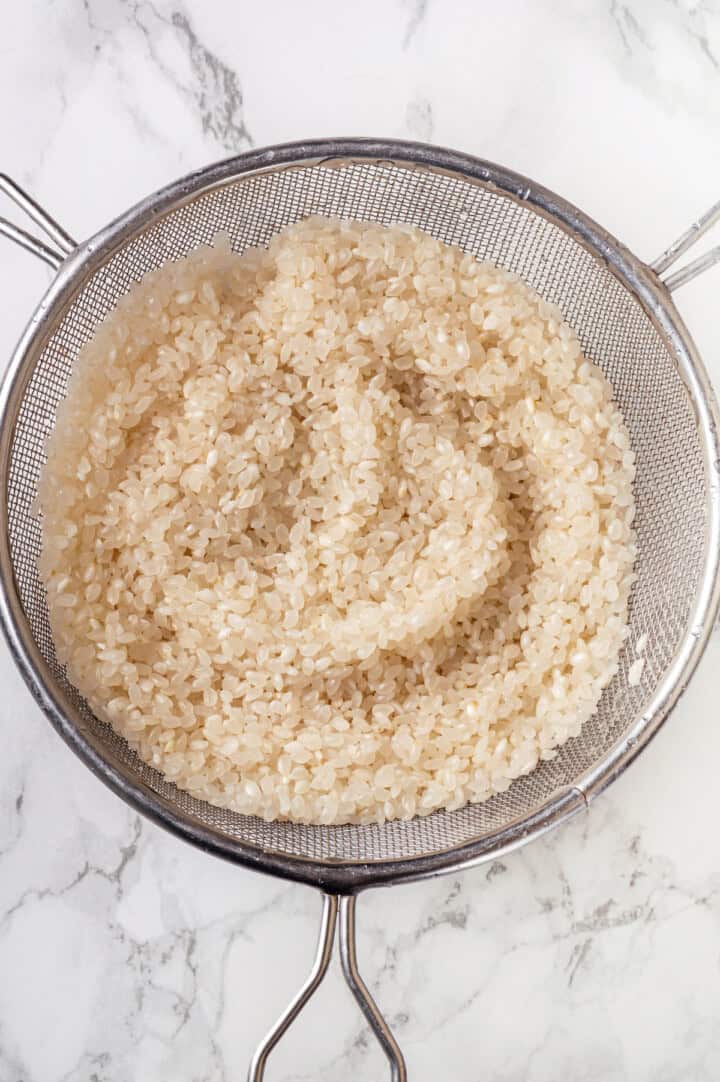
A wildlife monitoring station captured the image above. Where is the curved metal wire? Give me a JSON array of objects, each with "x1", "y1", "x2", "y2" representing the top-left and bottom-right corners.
[
  {"x1": 663, "y1": 247, "x2": 720, "y2": 292},
  {"x1": 0, "y1": 217, "x2": 64, "y2": 268},
  {"x1": 338, "y1": 895, "x2": 408, "y2": 1082},
  {"x1": 0, "y1": 173, "x2": 76, "y2": 266},
  {"x1": 248, "y1": 893, "x2": 406, "y2": 1080},
  {"x1": 652, "y1": 197, "x2": 720, "y2": 291},
  {"x1": 248, "y1": 894, "x2": 338, "y2": 1081}
]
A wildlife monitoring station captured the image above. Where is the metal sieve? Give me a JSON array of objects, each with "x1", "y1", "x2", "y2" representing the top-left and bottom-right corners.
[{"x1": 1, "y1": 139, "x2": 719, "y2": 1080}]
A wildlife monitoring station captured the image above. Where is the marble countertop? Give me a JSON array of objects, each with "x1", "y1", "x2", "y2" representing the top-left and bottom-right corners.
[{"x1": 2, "y1": 2, "x2": 720, "y2": 1079}]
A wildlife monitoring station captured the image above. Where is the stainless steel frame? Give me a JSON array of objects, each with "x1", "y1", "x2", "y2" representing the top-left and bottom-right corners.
[{"x1": 1, "y1": 139, "x2": 719, "y2": 1078}]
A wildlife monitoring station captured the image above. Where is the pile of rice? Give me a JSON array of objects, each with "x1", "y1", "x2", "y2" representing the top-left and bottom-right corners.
[{"x1": 38, "y1": 217, "x2": 637, "y2": 825}]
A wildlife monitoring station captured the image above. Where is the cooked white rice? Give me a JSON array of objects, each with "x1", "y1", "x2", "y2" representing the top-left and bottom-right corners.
[{"x1": 38, "y1": 217, "x2": 637, "y2": 825}]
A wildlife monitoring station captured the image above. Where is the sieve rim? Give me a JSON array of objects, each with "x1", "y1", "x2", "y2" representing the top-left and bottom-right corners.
[{"x1": 0, "y1": 138, "x2": 718, "y2": 892}]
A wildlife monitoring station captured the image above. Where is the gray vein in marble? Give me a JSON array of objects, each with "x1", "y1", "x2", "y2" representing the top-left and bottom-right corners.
[
  {"x1": 0, "y1": 784, "x2": 24, "y2": 861},
  {"x1": 2, "y1": 800, "x2": 718, "y2": 1082},
  {"x1": 61, "y1": 1050, "x2": 112, "y2": 1082},
  {"x1": 607, "y1": 0, "x2": 720, "y2": 119},
  {"x1": 2, "y1": 860, "x2": 90, "y2": 929},
  {"x1": 666, "y1": 0, "x2": 720, "y2": 67},
  {"x1": 0, "y1": 1036, "x2": 25, "y2": 1082},
  {"x1": 537, "y1": 839, "x2": 720, "y2": 947},
  {"x1": 79, "y1": 0, "x2": 172, "y2": 150},
  {"x1": 82, "y1": 0, "x2": 253, "y2": 152},
  {"x1": 403, "y1": 0, "x2": 428, "y2": 48},
  {"x1": 164, "y1": 928, "x2": 198, "y2": 1038},
  {"x1": 422, "y1": 979, "x2": 486, "y2": 1042},
  {"x1": 214, "y1": 920, "x2": 251, "y2": 1068},
  {"x1": 1, "y1": 816, "x2": 142, "y2": 930},
  {"x1": 414, "y1": 878, "x2": 469, "y2": 939},
  {"x1": 113, "y1": 816, "x2": 144, "y2": 887},
  {"x1": 209, "y1": 884, "x2": 304, "y2": 1077},
  {"x1": 170, "y1": 11, "x2": 253, "y2": 149},
  {"x1": 82, "y1": 0, "x2": 113, "y2": 49},
  {"x1": 610, "y1": 0, "x2": 650, "y2": 54},
  {"x1": 406, "y1": 96, "x2": 433, "y2": 141},
  {"x1": 400, "y1": 822, "x2": 720, "y2": 1049},
  {"x1": 59, "y1": 904, "x2": 229, "y2": 1081},
  {"x1": 565, "y1": 935, "x2": 592, "y2": 987},
  {"x1": 691, "y1": 26, "x2": 719, "y2": 68},
  {"x1": 30, "y1": 75, "x2": 71, "y2": 185},
  {"x1": 485, "y1": 859, "x2": 508, "y2": 880}
]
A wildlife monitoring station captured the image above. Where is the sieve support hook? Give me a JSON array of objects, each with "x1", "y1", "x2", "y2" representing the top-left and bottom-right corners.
[
  {"x1": 0, "y1": 174, "x2": 76, "y2": 270},
  {"x1": 248, "y1": 892, "x2": 407, "y2": 1082},
  {"x1": 651, "y1": 198, "x2": 720, "y2": 292}
]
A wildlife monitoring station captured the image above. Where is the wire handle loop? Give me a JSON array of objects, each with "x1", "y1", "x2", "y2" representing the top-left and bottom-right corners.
[
  {"x1": 0, "y1": 174, "x2": 76, "y2": 269},
  {"x1": 248, "y1": 893, "x2": 407, "y2": 1081},
  {"x1": 652, "y1": 199, "x2": 720, "y2": 292}
]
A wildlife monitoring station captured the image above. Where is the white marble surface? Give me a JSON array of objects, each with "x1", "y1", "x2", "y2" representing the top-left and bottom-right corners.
[{"x1": 1, "y1": 2, "x2": 720, "y2": 1079}]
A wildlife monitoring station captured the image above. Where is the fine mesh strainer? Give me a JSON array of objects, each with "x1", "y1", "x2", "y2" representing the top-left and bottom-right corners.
[{"x1": 1, "y1": 138, "x2": 719, "y2": 1080}]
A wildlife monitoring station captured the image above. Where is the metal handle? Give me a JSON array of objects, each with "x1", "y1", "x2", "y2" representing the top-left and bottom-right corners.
[
  {"x1": 651, "y1": 199, "x2": 720, "y2": 292},
  {"x1": 0, "y1": 174, "x2": 76, "y2": 269},
  {"x1": 249, "y1": 892, "x2": 407, "y2": 1082}
]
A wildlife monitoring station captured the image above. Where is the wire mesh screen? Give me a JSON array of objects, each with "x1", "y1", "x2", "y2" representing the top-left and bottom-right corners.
[{"x1": 5, "y1": 159, "x2": 710, "y2": 865}]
